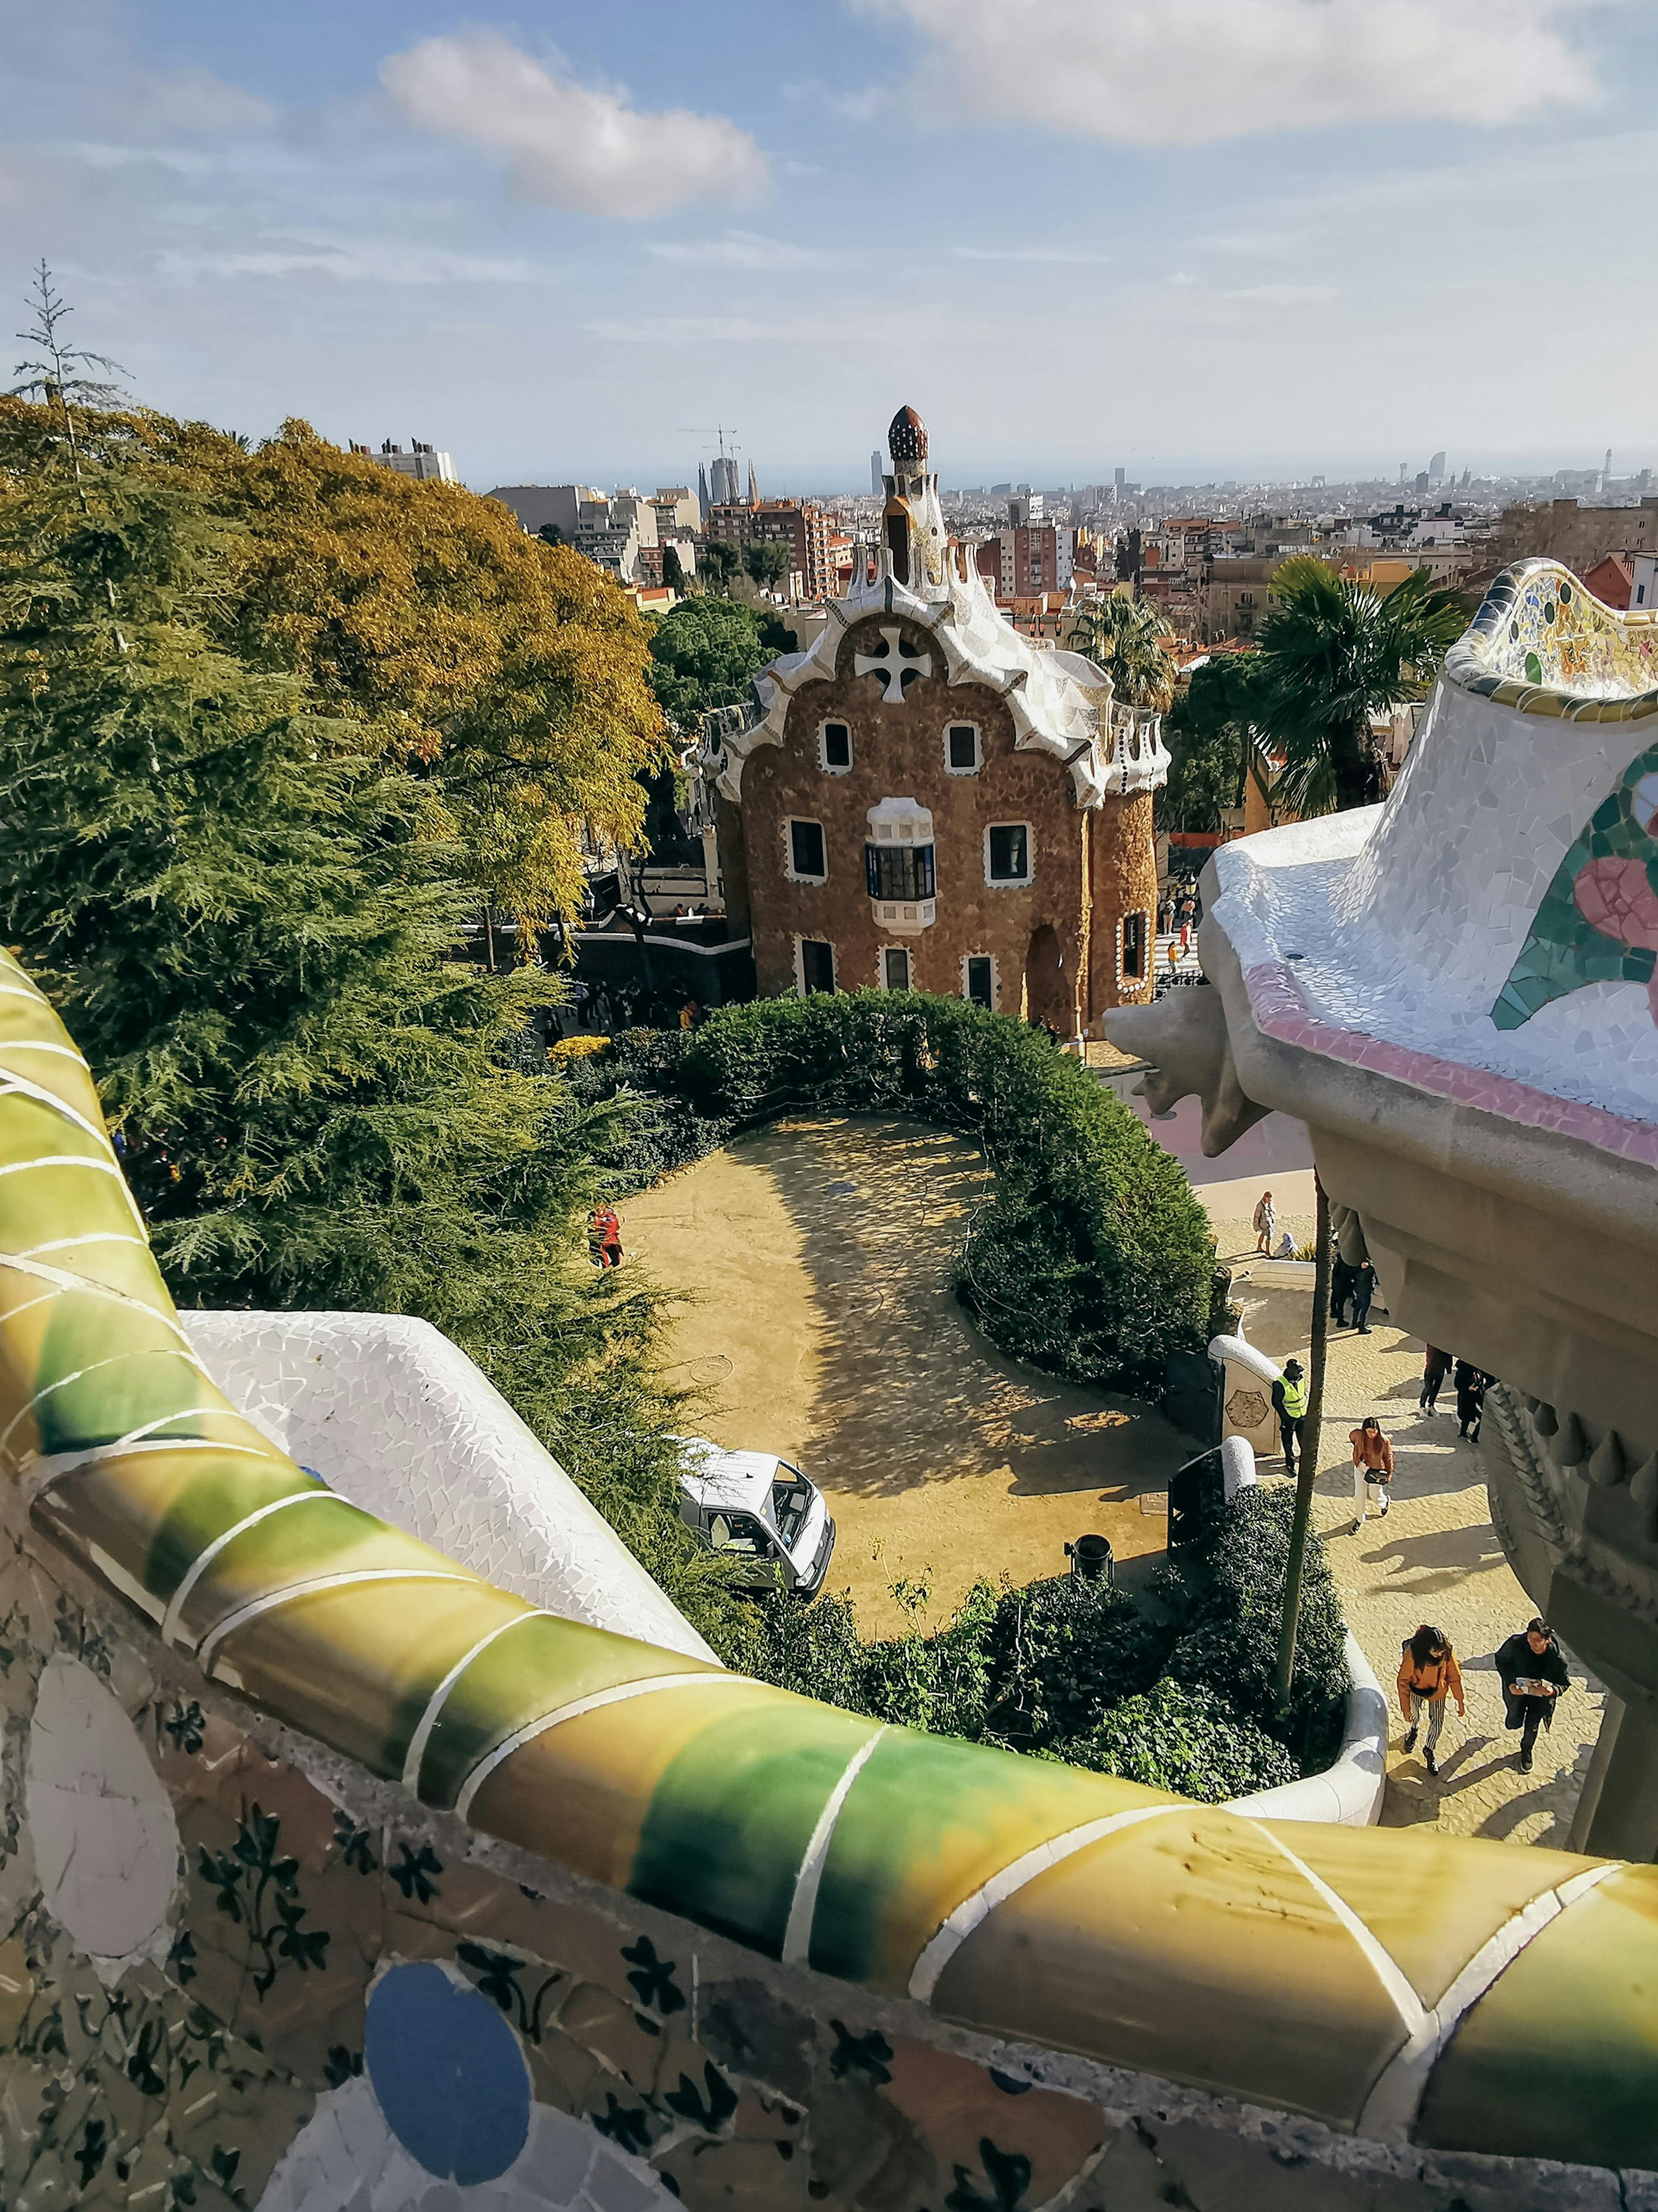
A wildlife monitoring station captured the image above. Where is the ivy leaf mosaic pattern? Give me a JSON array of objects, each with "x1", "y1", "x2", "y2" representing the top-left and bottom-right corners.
[
  {"x1": 195, "y1": 1806, "x2": 329, "y2": 1998},
  {"x1": 162, "y1": 1700, "x2": 205, "y2": 1755},
  {"x1": 1494, "y1": 737, "x2": 1658, "y2": 1029},
  {"x1": 621, "y1": 1934, "x2": 686, "y2": 2016},
  {"x1": 829, "y1": 2018, "x2": 894, "y2": 2086},
  {"x1": 389, "y1": 1841, "x2": 444, "y2": 1903},
  {"x1": 661, "y1": 2062, "x2": 738, "y2": 2133},
  {"x1": 945, "y1": 2137, "x2": 1034, "y2": 2212},
  {"x1": 333, "y1": 1810, "x2": 378, "y2": 1875}
]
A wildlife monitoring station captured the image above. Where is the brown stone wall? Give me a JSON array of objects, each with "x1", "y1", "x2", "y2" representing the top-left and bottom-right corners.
[
  {"x1": 735, "y1": 615, "x2": 1154, "y2": 1029},
  {"x1": 1087, "y1": 788, "x2": 1158, "y2": 1017},
  {"x1": 739, "y1": 625, "x2": 1083, "y2": 1013}
]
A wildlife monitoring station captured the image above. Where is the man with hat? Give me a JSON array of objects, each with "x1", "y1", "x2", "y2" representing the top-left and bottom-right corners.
[{"x1": 1272, "y1": 1359, "x2": 1310, "y2": 1477}]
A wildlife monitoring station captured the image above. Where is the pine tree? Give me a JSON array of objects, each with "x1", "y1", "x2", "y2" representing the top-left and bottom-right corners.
[{"x1": 0, "y1": 391, "x2": 754, "y2": 1657}]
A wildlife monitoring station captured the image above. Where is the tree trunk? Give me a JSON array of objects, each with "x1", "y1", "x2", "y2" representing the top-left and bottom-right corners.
[{"x1": 1328, "y1": 717, "x2": 1385, "y2": 810}]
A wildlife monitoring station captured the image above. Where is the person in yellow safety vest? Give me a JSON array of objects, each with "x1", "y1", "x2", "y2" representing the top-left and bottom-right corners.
[{"x1": 1272, "y1": 1358, "x2": 1309, "y2": 1477}]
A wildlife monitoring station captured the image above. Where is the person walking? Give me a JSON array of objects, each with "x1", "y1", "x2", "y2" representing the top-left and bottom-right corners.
[
  {"x1": 1253, "y1": 1189, "x2": 1276, "y2": 1255},
  {"x1": 1397, "y1": 1624, "x2": 1465, "y2": 1777},
  {"x1": 1495, "y1": 1617, "x2": 1571, "y2": 1773},
  {"x1": 1454, "y1": 1359, "x2": 1487, "y2": 1441},
  {"x1": 1350, "y1": 1259, "x2": 1377, "y2": 1335},
  {"x1": 1349, "y1": 1414, "x2": 1394, "y2": 1530},
  {"x1": 1273, "y1": 1358, "x2": 1309, "y2": 1477},
  {"x1": 588, "y1": 1203, "x2": 624, "y2": 1271},
  {"x1": 1419, "y1": 1344, "x2": 1451, "y2": 1414}
]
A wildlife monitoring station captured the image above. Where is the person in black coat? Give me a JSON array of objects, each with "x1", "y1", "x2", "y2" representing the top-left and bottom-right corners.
[
  {"x1": 1454, "y1": 1359, "x2": 1487, "y2": 1441},
  {"x1": 1329, "y1": 1254, "x2": 1356, "y2": 1327},
  {"x1": 1349, "y1": 1259, "x2": 1377, "y2": 1335},
  {"x1": 1495, "y1": 1617, "x2": 1571, "y2": 1773}
]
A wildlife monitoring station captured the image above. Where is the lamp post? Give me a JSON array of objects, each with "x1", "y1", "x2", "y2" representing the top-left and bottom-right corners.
[{"x1": 1275, "y1": 1174, "x2": 1331, "y2": 1706}]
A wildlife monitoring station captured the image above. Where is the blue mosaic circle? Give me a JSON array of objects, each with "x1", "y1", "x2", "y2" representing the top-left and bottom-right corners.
[{"x1": 364, "y1": 1961, "x2": 530, "y2": 2184}]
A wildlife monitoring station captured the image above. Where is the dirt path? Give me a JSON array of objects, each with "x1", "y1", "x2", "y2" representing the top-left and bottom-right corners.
[{"x1": 623, "y1": 1116, "x2": 1187, "y2": 1637}]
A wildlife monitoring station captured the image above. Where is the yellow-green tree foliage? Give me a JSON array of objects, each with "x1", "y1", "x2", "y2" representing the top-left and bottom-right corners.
[{"x1": 133, "y1": 412, "x2": 668, "y2": 945}]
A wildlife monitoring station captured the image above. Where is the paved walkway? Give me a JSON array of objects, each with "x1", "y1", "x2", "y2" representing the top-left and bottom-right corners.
[{"x1": 1225, "y1": 1273, "x2": 1602, "y2": 1843}]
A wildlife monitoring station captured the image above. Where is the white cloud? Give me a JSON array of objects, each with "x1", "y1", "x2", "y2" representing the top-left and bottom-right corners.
[
  {"x1": 156, "y1": 245, "x2": 534, "y2": 286},
  {"x1": 647, "y1": 231, "x2": 822, "y2": 269},
  {"x1": 381, "y1": 30, "x2": 768, "y2": 218},
  {"x1": 857, "y1": 0, "x2": 1606, "y2": 144},
  {"x1": 953, "y1": 243, "x2": 1112, "y2": 264}
]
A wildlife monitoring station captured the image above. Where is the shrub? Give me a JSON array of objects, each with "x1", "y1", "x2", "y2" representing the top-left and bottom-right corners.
[
  {"x1": 1066, "y1": 1679, "x2": 1296, "y2": 1800},
  {"x1": 1165, "y1": 1486, "x2": 1349, "y2": 1772},
  {"x1": 580, "y1": 992, "x2": 1214, "y2": 1395},
  {"x1": 550, "y1": 1032, "x2": 611, "y2": 1063}
]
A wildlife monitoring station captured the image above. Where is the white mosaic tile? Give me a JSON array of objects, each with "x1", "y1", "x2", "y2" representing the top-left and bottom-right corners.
[
  {"x1": 181, "y1": 1312, "x2": 714, "y2": 1664},
  {"x1": 1210, "y1": 677, "x2": 1658, "y2": 1127},
  {"x1": 25, "y1": 1653, "x2": 180, "y2": 1965}
]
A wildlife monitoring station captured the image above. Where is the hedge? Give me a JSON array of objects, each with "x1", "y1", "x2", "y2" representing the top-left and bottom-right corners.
[
  {"x1": 742, "y1": 1486, "x2": 1348, "y2": 1802},
  {"x1": 566, "y1": 990, "x2": 1220, "y2": 1395}
]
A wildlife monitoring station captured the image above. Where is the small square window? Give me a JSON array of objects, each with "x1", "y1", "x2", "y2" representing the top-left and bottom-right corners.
[
  {"x1": 964, "y1": 955, "x2": 995, "y2": 1009},
  {"x1": 800, "y1": 938, "x2": 835, "y2": 994},
  {"x1": 820, "y1": 721, "x2": 853, "y2": 773},
  {"x1": 946, "y1": 724, "x2": 980, "y2": 774},
  {"x1": 788, "y1": 820, "x2": 826, "y2": 881},
  {"x1": 882, "y1": 947, "x2": 911, "y2": 991},
  {"x1": 986, "y1": 824, "x2": 1032, "y2": 885}
]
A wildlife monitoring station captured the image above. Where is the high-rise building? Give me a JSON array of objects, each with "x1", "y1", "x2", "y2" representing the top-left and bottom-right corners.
[
  {"x1": 706, "y1": 498, "x2": 834, "y2": 601},
  {"x1": 356, "y1": 439, "x2": 456, "y2": 483},
  {"x1": 710, "y1": 455, "x2": 741, "y2": 506},
  {"x1": 697, "y1": 464, "x2": 711, "y2": 521},
  {"x1": 748, "y1": 459, "x2": 761, "y2": 505},
  {"x1": 870, "y1": 450, "x2": 883, "y2": 497},
  {"x1": 1113, "y1": 467, "x2": 1126, "y2": 495},
  {"x1": 1429, "y1": 450, "x2": 1447, "y2": 481}
]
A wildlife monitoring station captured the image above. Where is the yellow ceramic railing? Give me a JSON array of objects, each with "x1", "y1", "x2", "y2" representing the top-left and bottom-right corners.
[{"x1": 4, "y1": 950, "x2": 1656, "y2": 2173}]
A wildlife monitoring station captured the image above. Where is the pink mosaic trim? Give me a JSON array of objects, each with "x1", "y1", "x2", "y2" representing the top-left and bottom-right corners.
[{"x1": 1245, "y1": 961, "x2": 1658, "y2": 1169}]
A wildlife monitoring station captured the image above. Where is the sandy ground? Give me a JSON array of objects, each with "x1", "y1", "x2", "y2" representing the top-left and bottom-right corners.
[
  {"x1": 626, "y1": 1116, "x2": 1598, "y2": 1840},
  {"x1": 1229, "y1": 1273, "x2": 1600, "y2": 1843},
  {"x1": 623, "y1": 1117, "x2": 1189, "y2": 1637}
]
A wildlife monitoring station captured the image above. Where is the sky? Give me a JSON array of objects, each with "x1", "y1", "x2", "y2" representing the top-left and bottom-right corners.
[{"x1": 9, "y1": 0, "x2": 1658, "y2": 493}]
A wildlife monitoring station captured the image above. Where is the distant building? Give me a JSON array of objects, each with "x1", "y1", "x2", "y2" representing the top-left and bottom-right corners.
[
  {"x1": 709, "y1": 455, "x2": 742, "y2": 506},
  {"x1": 356, "y1": 439, "x2": 455, "y2": 483},
  {"x1": 974, "y1": 521, "x2": 1075, "y2": 599},
  {"x1": 870, "y1": 450, "x2": 883, "y2": 497},
  {"x1": 485, "y1": 484, "x2": 600, "y2": 539},
  {"x1": 748, "y1": 460, "x2": 761, "y2": 505},
  {"x1": 650, "y1": 488, "x2": 700, "y2": 535},
  {"x1": 1582, "y1": 553, "x2": 1635, "y2": 610},
  {"x1": 707, "y1": 499, "x2": 834, "y2": 601},
  {"x1": 1480, "y1": 497, "x2": 1658, "y2": 585},
  {"x1": 701, "y1": 404, "x2": 1167, "y2": 1033},
  {"x1": 1630, "y1": 554, "x2": 1658, "y2": 611},
  {"x1": 697, "y1": 464, "x2": 711, "y2": 521},
  {"x1": 1429, "y1": 450, "x2": 1447, "y2": 481}
]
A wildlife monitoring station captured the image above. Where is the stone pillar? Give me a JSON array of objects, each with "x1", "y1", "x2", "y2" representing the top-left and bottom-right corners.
[{"x1": 1566, "y1": 1696, "x2": 1658, "y2": 1862}]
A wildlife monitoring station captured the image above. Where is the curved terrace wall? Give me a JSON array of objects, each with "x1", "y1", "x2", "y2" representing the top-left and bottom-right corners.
[{"x1": 1, "y1": 951, "x2": 1655, "y2": 2207}]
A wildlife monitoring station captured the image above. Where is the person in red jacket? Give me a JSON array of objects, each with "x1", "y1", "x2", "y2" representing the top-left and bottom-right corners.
[{"x1": 589, "y1": 1204, "x2": 623, "y2": 1270}]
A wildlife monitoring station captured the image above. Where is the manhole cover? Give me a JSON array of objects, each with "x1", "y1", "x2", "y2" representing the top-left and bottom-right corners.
[{"x1": 826, "y1": 1180, "x2": 856, "y2": 1196}]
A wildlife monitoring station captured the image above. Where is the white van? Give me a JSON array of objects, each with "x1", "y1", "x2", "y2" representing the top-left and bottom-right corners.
[{"x1": 675, "y1": 1439, "x2": 836, "y2": 1597}]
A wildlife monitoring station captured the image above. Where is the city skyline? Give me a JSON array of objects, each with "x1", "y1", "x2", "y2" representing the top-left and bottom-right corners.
[{"x1": 10, "y1": 0, "x2": 1658, "y2": 486}]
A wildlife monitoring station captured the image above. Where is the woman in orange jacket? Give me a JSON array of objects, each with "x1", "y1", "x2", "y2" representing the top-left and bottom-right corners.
[{"x1": 1397, "y1": 1623, "x2": 1465, "y2": 1776}]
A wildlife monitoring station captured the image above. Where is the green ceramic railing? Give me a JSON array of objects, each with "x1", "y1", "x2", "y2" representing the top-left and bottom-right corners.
[{"x1": 4, "y1": 950, "x2": 1656, "y2": 2171}]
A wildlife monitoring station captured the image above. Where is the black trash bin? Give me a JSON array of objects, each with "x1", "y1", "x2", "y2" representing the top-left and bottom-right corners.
[{"x1": 1064, "y1": 1533, "x2": 1115, "y2": 1585}]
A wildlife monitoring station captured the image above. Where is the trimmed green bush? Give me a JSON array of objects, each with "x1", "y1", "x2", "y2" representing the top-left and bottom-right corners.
[
  {"x1": 742, "y1": 1505, "x2": 1345, "y2": 1803},
  {"x1": 571, "y1": 990, "x2": 1217, "y2": 1395},
  {"x1": 1065, "y1": 1680, "x2": 1296, "y2": 1799}
]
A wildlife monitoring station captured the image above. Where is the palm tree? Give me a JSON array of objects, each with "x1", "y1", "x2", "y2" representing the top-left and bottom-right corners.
[
  {"x1": 1251, "y1": 558, "x2": 1467, "y2": 814},
  {"x1": 1066, "y1": 592, "x2": 1176, "y2": 711}
]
